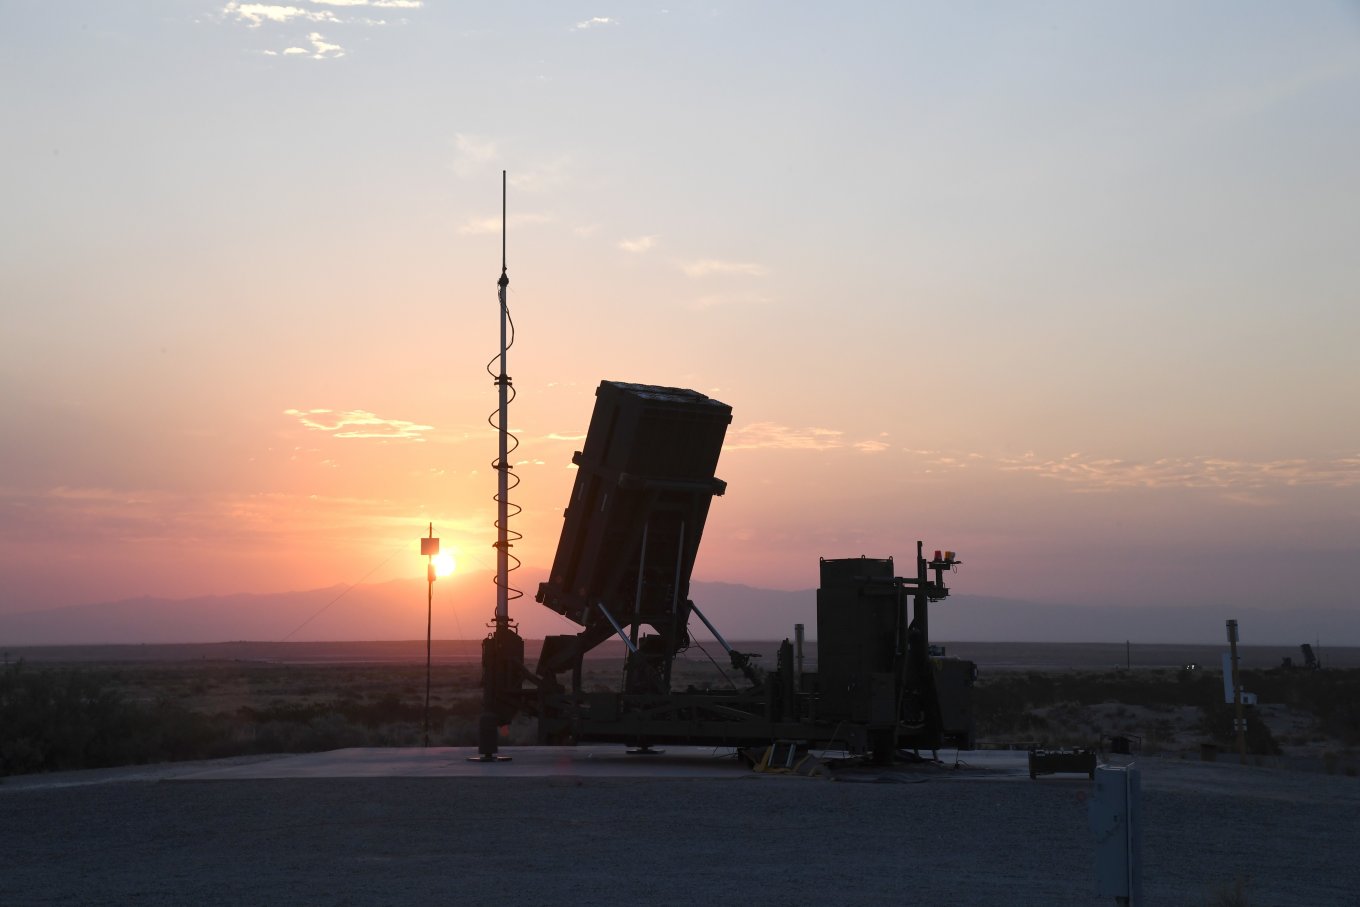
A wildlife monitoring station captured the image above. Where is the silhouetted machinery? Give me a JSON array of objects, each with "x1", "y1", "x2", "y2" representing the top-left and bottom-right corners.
[
  {"x1": 480, "y1": 380, "x2": 975, "y2": 762},
  {"x1": 1300, "y1": 643, "x2": 1320, "y2": 670}
]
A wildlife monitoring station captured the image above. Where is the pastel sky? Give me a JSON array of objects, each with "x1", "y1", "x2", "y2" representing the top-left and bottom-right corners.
[{"x1": 2, "y1": 3, "x2": 1358, "y2": 634}]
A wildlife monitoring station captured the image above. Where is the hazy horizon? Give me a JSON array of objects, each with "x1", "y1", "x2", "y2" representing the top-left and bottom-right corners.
[
  {"x1": 3, "y1": 5, "x2": 1357, "y2": 633},
  {"x1": 4, "y1": 571, "x2": 1357, "y2": 648}
]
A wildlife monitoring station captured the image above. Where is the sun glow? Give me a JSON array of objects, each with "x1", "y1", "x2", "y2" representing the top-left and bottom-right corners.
[{"x1": 432, "y1": 551, "x2": 456, "y2": 577}]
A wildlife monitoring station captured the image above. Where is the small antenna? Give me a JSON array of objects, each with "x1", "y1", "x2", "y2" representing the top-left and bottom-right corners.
[{"x1": 498, "y1": 169, "x2": 509, "y2": 292}]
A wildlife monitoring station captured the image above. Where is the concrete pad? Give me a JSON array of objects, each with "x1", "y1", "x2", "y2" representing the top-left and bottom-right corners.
[{"x1": 7, "y1": 751, "x2": 1356, "y2": 905}]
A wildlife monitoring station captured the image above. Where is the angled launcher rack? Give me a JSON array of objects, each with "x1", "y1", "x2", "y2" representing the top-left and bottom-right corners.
[
  {"x1": 536, "y1": 381, "x2": 732, "y2": 693},
  {"x1": 480, "y1": 380, "x2": 976, "y2": 762}
]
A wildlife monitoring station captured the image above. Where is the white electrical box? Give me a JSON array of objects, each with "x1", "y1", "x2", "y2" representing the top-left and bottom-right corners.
[
  {"x1": 1089, "y1": 764, "x2": 1142, "y2": 905},
  {"x1": 1220, "y1": 652, "x2": 1258, "y2": 705}
]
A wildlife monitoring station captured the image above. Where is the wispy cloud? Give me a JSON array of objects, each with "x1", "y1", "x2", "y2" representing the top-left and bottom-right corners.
[
  {"x1": 46, "y1": 487, "x2": 155, "y2": 506},
  {"x1": 902, "y1": 449, "x2": 975, "y2": 473},
  {"x1": 448, "y1": 143, "x2": 569, "y2": 192},
  {"x1": 265, "y1": 32, "x2": 344, "y2": 57},
  {"x1": 681, "y1": 259, "x2": 769, "y2": 278},
  {"x1": 724, "y1": 422, "x2": 844, "y2": 452},
  {"x1": 221, "y1": 1, "x2": 420, "y2": 55},
  {"x1": 996, "y1": 452, "x2": 1360, "y2": 492},
  {"x1": 722, "y1": 423, "x2": 892, "y2": 453},
  {"x1": 575, "y1": 16, "x2": 618, "y2": 29},
  {"x1": 451, "y1": 133, "x2": 498, "y2": 178},
  {"x1": 225, "y1": 3, "x2": 338, "y2": 27},
  {"x1": 689, "y1": 291, "x2": 770, "y2": 310},
  {"x1": 0, "y1": 484, "x2": 450, "y2": 551},
  {"x1": 458, "y1": 212, "x2": 553, "y2": 235},
  {"x1": 310, "y1": 0, "x2": 423, "y2": 6},
  {"x1": 307, "y1": 32, "x2": 344, "y2": 57},
  {"x1": 509, "y1": 157, "x2": 571, "y2": 192},
  {"x1": 618, "y1": 235, "x2": 658, "y2": 253},
  {"x1": 284, "y1": 409, "x2": 433, "y2": 441}
]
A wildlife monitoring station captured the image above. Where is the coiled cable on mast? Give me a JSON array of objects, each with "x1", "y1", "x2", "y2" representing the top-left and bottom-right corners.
[{"x1": 486, "y1": 301, "x2": 523, "y2": 608}]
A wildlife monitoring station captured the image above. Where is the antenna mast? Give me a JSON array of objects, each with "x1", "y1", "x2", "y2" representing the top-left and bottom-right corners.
[
  {"x1": 494, "y1": 169, "x2": 513, "y2": 628},
  {"x1": 474, "y1": 170, "x2": 523, "y2": 762}
]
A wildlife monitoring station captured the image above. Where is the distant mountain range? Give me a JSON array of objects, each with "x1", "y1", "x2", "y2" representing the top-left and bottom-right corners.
[{"x1": 0, "y1": 573, "x2": 1354, "y2": 646}]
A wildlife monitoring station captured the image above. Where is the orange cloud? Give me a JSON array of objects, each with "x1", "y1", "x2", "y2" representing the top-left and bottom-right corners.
[
  {"x1": 721, "y1": 423, "x2": 897, "y2": 454},
  {"x1": 618, "y1": 235, "x2": 658, "y2": 253},
  {"x1": 284, "y1": 409, "x2": 434, "y2": 441}
]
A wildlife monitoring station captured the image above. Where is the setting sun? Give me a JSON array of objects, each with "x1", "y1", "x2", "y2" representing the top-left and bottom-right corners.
[{"x1": 432, "y1": 551, "x2": 456, "y2": 577}]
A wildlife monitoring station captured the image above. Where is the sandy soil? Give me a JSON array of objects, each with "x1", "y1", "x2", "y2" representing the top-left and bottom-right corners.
[{"x1": 3, "y1": 752, "x2": 1356, "y2": 906}]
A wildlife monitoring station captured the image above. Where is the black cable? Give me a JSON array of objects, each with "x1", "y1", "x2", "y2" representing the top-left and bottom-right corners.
[
  {"x1": 279, "y1": 544, "x2": 402, "y2": 641},
  {"x1": 485, "y1": 282, "x2": 523, "y2": 607},
  {"x1": 441, "y1": 581, "x2": 464, "y2": 642},
  {"x1": 691, "y1": 638, "x2": 737, "y2": 690}
]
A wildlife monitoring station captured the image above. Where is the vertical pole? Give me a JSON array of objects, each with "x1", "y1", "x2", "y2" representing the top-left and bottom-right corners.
[
  {"x1": 1227, "y1": 619, "x2": 1246, "y2": 764},
  {"x1": 912, "y1": 541, "x2": 929, "y2": 659},
  {"x1": 424, "y1": 522, "x2": 433, "y2": 748},
  {"x1": 495, "y1": 170, "x2": 510, "y2": 628},
  {"x1": 794, "y1": 623, "x2": 805, "y2": 691}
]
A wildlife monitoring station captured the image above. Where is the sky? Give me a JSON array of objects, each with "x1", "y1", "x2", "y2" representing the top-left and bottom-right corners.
[{"x1": 2, "y1": 2, "x2": 1358, "y2": 639}]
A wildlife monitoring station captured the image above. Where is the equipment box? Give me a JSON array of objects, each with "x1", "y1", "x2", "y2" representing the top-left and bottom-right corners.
[{"x1": 1029, "y1": 747, "x2": 1097, "y2": 779}]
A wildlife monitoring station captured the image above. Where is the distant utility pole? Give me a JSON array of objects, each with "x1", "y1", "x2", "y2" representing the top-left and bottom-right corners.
[
  {"x1": 1226, "y1": 619, "x2": 1247, "y2": 764},
  {"x1": 421, "y1": 523, "x2": 440, "y2": 748}
]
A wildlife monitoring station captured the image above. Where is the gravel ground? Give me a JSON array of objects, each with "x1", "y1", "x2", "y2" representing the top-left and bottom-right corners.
[{"x1": 2, "y1": 755, "x2": 1356, "y2": 906}]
